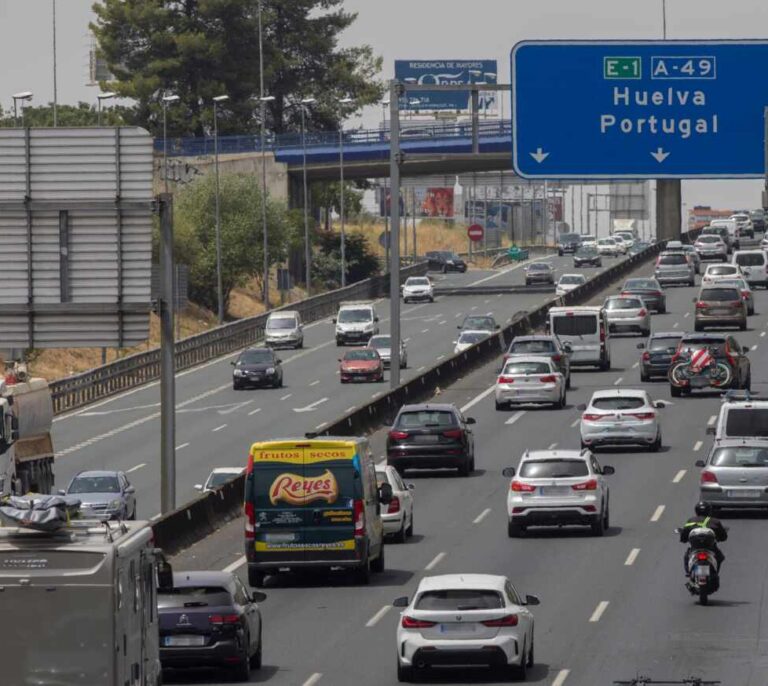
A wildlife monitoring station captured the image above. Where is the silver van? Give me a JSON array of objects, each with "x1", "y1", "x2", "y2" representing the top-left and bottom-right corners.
[
  {"x1": 547, "y1": 306, "x2": 611, "y2": 370},
  {"x1": 265, "y1": 310, "x2": 303, "y2": 349}
]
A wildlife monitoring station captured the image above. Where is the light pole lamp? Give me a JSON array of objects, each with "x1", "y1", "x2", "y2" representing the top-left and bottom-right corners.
[
  {"x1": 12, "y1": 91, "x2": 33, "y2": 127},
  {"x1": 300, "y1": 97, "x2": 316, "y2": 294},
  {"x1": 212, "y1": 94, "x2": 229, "y2": 324},
  {"x1": 97, "y1": 92, "x2": 116, "y2": 126},
  {"x1": 337, "y1": 97, "x2": 354, "y2": 287},
  {"x1": 161, "y1": 94, "x2": 180, "y2": 193},
  {"x1": 258, "y1": 94, "x2": 275, "y2": 306}
]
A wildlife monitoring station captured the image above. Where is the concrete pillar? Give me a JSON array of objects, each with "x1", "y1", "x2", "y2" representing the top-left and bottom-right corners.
[{"x1": 655, "y1": 179, "x2": 681, "y2": 241}]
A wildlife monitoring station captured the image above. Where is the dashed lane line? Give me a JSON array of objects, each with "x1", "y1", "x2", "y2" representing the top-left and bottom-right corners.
[
  {"x1": 365, "y1": 605, "x2": 391, "y2": 628},
  {"x1": 693, "y1": 441, "x2": 703, "y2": 451},
  {"x1": 552, "y1": 670, "x2": 571, "y2": 686},
  {"x1": 650, "y1": 505, "x2": 666, "y2": 522},
  {"x1": 222, "y1": 556, "x2": 246, "y2": 574},
  {"x1": 624, "y1": 548, "x2": 640, "y2": 566},
  {"x1": 176, "y1": 443, "x2": 190, "y2": 450},
  {"x1": 613, "y1": 377, "x2": 623, "y2": 386},
  {"x1": 570, "y1": 417, "x2": 580, "y2": 428},
  {"x1": 589, "y1": 601, "x2": 609, "y2": 623},
  {"x1": 126, "y1": 463, "x2": 146, "y2": 474},
  {"x1": 707, "y1": 415, "x2": 717, "y2": 426},
  {"x1": 673, "y1": 469, "x2": 686, "y2": 483},
  {"x1": 548, "y1": 442, "x2": 558, "y2": 449},
  {"x1": 302, "y1": 674, "x2": 323, "y2": 686},
  {"x1": 460, "y1": 385, "x2": 496, "y2": 413},
  {"x1": 281, "y1": 393, "x2": 292, "y2": 400},
  {"x1": 505, "y1": 411, "x2": 526, "y2": 426},
  {"x1": 473, "y1": 508, "x2": 492, "y2": 524},
  {"x1": 309, "y1": 380, "x2": 320, "y2": 386},
  {"x1": 248, "y1": 408, "x2": 262, "y2": 416},
  {"x1": 212, "y1": 424, "x2": 227, "y2": 433},
  {"x1": 425, "y1": 552, "x2": 446, "y2": 571}
]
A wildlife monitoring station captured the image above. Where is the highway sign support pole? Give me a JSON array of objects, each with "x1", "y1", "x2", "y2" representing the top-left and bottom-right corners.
[
  {"x1": 656, "y1": 179, "x2": 681, "y2": 242},
  {"x1": 763, "y1": 107, "x2": 768, "y2": 211},
  {"x1": 389, "y1": 81, "x2": 402, "y2": 388},
  {"x1": 159, "y1": 194, "x2": 176, "y2": 515}
]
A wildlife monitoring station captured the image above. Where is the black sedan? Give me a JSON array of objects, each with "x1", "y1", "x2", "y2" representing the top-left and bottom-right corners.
[
  {"x1": 425, "y1": 250, "x2": 467, "y2": 273},
  {"x1": 573, "y1": 247, "x2": 602, "y2": 267},
  {"x1": 231, "y1": 347, "x2": 283, "y2": 389},
  {"x1": 637, "y1": 331, "x2": 684, "y2": 382},
  {"x1": 159, "y1": 571, "x2": 265, "y2": 681},
  {"x1": 620, "y1": 277, "x2": 666, "y2": 313}
]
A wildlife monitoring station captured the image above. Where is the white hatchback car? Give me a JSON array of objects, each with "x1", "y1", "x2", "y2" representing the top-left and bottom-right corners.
[
  {"x1": 393, "y1": 574, "x2": 539, "y2": 682},
  {"x1": 402, "y1": 276, "x2": 434, "y2": 303},
  {"x1": 579, "y1": 389, "x2": 664, "y2": 452},
  {"x1": 701, "y1": 263, "x2": 743, "y2": 286},
  {"x1": 494, "y1": 357, "x2": 566, "y2": 410},
  {"x1": 597, "y1": 237, "x2": 622, "y2": 256},
  {"x1": 503, "y1": 449, "x2": 615, "y2": 536},
  {"x1": 454, "y1": 329, "x2": 491, "y2": 354},
  {"x1": 556, "y1": 273, "x2": 587, "y2": 296},
  {"x1": 194, "y1": 467, "x2": 244, "y2": 493},
  {"x1": 376, "y1": 465, "x2": 415, "y2": 543}
]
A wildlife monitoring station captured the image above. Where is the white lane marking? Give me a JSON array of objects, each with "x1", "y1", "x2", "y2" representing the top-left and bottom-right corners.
[
  {"x1": 365, "y1": 605, "x2": 391, "y2": 627},
  {"x1": 752, "y1": 344, "x2": 758, "y2": 351},
  {"x1": 673, "y1": 322, "x2": 679, "y2": 328},
  {"x1": 302, "y1": 674, "x2": 323, "y2": 686},
  {"x1": 468, "y1": 255, "x2": 552, "y2": 286},
  {"x1": 650, "y1": 505, "x2": 665, "y2": 522},
  {"x1": 624, "y1": 548, "x2": 641, "y2": 566},
  {"x1": 212, "y1": 424, "x2": 227, "y2": 432},
  {"x1": 176, "y1": 442, "x2": 190, "y2": 450},
  {"x1": 473, "y1": 508, "x2": 492, "y2": 524},
  {"x1": 693, "y1": 441, "x2": 703, "y2": 452},
  {"x1": 589, "y1": 600, "x2": 609, "y2": 623},
  {"x1": 294, "y1": 398, "x2": 329, "y2": 413},
  {"x1": 309, "y1": 380, "x2": 320, "y2": 386},
  {"x1": 425, "y1": 552, "x2": 446, "y2": 571},
  {"x1": 315, "y1": 422, "x2": 329, "y2": 430},
  {"x1": 248, "y1": 408, "x2": 262, "y2": 416},
  {"x1": 484, "y1": 299, "x2": 491, "y2": 304},
  {"x1": 345, "y1": 406, "x2": 356, "y2": 413},
  {"x1": 150, "y1": 513, "x2": 162, "y2": 521},
  {"x1": 126, "y1": 463, "x2": 146, "y2": 474},
  {"x1": 281, "y1": 393, "x2": 292, "y2": 400},
  {"x1": 421, "y1": 328, "x2": 429, "y2": 333},
  {"x1": 552, "y1": 670, "x2": 571, "y2": 686},
  {"x1": 436, "y1": 355, "x2": 445, "y2": 361},
  {"x1": 79, "y1": 402, "x2": 160, "y2": 417},
  {"x1": 460, "y1": 385, "x2": 496, "y2": 412},
  {"x1": 684, "y1": 312, "x2": 690, "y2": 318},
  {"x1": 632, "y1": 362, "x2": 639, "y2": 369},
  {"x1": 548, "y1": 442, "x2": 558, "y2": 449},
  {"x1": 497, "y1": 293, "x2": 503, "y2": 298},
  {"x1": 454, "y1": 312, "x2": 462, "y2": 318},
  {"x1": 570, "y1": 417, "x2": 581, "y2": 428},
  {"x1": 673, "y1": 469, "x2": 687, "y2": 483},
  {"x1": 404, "y1": 337, "x2": 411, "y2": 343},
  {"x1": 372, "y1": 392, "x2": 382, "y2": 399},
  {"x1": 216, "y1": 399, "x2": 253, "y2": 415},
  {"x1": 707, "y1": 415, "x2": 717, "y2": 426},
  {"x1": 439, "y1": 320, "x2": 447, "y2": 325},
  {"x1": 222, "y1": 556, "x2": 246, "y2": 574},
  {"x1": 613, "y1": 377, "x2": 623, "y2": 386},
  {"x1": 505, "y1": 410, "x2": 526, "y2": 426},
  {"x1": 761, "y1": 332, "x2": 766, "y2": 338}
]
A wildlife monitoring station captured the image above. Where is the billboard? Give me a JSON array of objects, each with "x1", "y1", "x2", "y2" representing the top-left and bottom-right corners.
[
  {"x1": 415, "y1": 187, "x2": 455, "y2": 218},
  {"x1": 394, "y1": 60, "x2": 498, "y2": 112}
]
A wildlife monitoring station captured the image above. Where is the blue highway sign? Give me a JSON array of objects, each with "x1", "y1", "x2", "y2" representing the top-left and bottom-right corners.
[{"x1": 511, "y1": 40, "x2": 768, "y2": 179}]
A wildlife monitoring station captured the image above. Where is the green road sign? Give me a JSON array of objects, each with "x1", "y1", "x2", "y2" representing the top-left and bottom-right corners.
[{"x1": 603, "y1": 56, "x2": 641, "y2": 79}]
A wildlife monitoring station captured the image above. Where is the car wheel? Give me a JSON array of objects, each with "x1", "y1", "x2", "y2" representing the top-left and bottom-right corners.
[
  {"x1": 745, "y1": 373, "x2": 752, "y2": 391},
  {"x1": 233, "y1": 381, "x2": 242, "y2": 391},
  {"x1": 599, "y1": 359, "x2": 610, "y2": 371},
  {"x1": 658, "y1": 304, "x2": 666, "y2": 314},
  {"x1": 749, "y1": 307, "x2": 755, "y2": 316},
  {"x1": 650, "y1": 433, "x2": 662, "y2": 452},
  {"x1": 526, "y1": 633, "x2": 535, "y2": 668},
  {"x1": 510, "y1": 640, "x2": 528, "y2": 680},
  {"x1": 689, "y1": 279, "x2": 695, "y2": 287},
  {"x1": 371, "y1": 544, "x2": 385, "y2": 573},
  {"x1": 740, "y1": 321, "x2": 747, "y2": 331},
  {"x1": 555, "y1": 391, "x2": 566, "y2": 409},
  {"x1": 397, "y1": 660, "x2": 413, "y2": 683},
  {"x1": 442, "y1": 265, "x2": 447, "y2": 274},
  {"x1": 429, "y1": 297, "x2": 434, "y2": 303},
  {"x1": 250, "y1": 629, "x2": 262, "y2": 669},
  {"x1": 458, "y1": 459, "x2": 470, "y2": 477},
  {"x1": 495, "y1": 400, "x2": 504, "y2": 411},
  {"x1": 640, "y1": 371, "x2": 650, "y2": 382},
  {"x1": 566, "y1": 374, "x2": 571, "y2": 390},
  {"x1": 232, "y1": 648, "x2": 251, "y2": 682},
  {"x1": 670, "y1": 385, "x2": 682, "y2": 398},
  {"x1": 406, "y1": 511, "x2": 414, "y2": 537},
  {"x1": 591, "y1": 511, "x2": 606, "y2": 537},
  {"x1": 694, "y1": 322, "x2": 703, "y2": 332},
  {"x1": 603, "y1": 505, "x2": 610, "y2": 531},
  {"x1": 507, "y1": 518, "x2": 524, "y2": 538},
  {"x1": 336, "y1": 340, "x2": 343, "y2": 347},
  {"x1": 129, "y1": 505, "x2": 137, "y2": 521},
  {"x1": 395, "y1": 518, "x2": 407, "y2": 544}
]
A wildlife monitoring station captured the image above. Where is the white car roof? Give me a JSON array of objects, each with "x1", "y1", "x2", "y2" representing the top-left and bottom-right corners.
[
  {"x1": 733, "y1": 249, "x2": 764, "y2": 255},
  {"x1": 705, "y1": 264, "x2": 738, "y2": 271},
  {"x1": 268, "y1": 311, "x2": 298, "y2": 318},
  {"x1": 459, "y1": 329, "x2": 490, "y2": 337},
  {"x1": 549, "y1": 305, "x2": 603, "y2": 314},
  {"x1": 209, "y1": 467, "x2": 243, "y2": 475},
  {"x1": 590, "y1": 388, "x2": 647, "y2": 400},
  {"x1": 417, "y1": 574, "x2": 508, "y2": 593},
  {"x1": 559, "y1": 273, "x2": 585, "y2": 281}
]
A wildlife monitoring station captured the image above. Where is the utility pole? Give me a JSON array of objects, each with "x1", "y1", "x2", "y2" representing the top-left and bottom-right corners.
[
  {"x1": 388, "y1": 81, "x2": 402, "y2": 387},
  {"x1": 212, "y1": 95, "x2": 229, "y2": 324},
  {"x1": 763, "y1": 107, "x2": 768, "y2": 214},
  {"x1": 52, "y1": 0, "x2": 58, "y2": 127}
]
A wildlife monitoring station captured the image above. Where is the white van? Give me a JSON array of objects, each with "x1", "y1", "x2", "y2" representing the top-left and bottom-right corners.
[
  {"x1": 732, "y1": 250, "x2": 768, "y2": 289},
  {"x1": 334, "y1": 301, "x2": 379, "y2": 346},
  {"x1": 708, "y1": 396, "x2": 768, "y2": 441},
  {"x1": 547, "y1": 305, "x2": 611, "y2": 370},
  {"x1": 709, "y1": 219, "x2": 738, "y2": 251},
  {"x1": 265, "y1": 310, "x2": 304, "y2": 349}
]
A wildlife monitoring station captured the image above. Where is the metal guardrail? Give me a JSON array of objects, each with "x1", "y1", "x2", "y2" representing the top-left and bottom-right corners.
[
  {"x1": 434, "y1": 285, "x2": 554, "y2": 296},
  {"x1": 50, "y1": 263, "x2": 428, "y2": 415}
]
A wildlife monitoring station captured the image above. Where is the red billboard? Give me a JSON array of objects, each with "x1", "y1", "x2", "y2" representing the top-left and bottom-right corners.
[{"x1": 419, "y1": 187, "x2": 454, "y2": 218}]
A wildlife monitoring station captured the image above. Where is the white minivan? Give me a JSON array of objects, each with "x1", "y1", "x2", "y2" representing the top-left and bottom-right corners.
[
  {"x1": 547, "y1": 305, "x2": 611, "y2": 370},
  {"x1": 265, "y1": 310, "x2": 304, "y2": 348},
  {"x1": 732, "y1": 250, "x2": 768, "y2": 289},
  {"x1": 708, "y1": 396, "x2": 768, "y2": 441}
]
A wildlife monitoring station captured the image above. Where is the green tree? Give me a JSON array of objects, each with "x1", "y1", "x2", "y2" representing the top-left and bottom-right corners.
[
  {"x1": 312, "y1": 181, "x2": 363, "y2": 231},
  {"x1": 0, "y1": 102, "x2": 130, "y2": 128},
  {"x1": 312, "y1": 231, "x2": 379, "y2": 289},
  {"x1": 91, "y1": 0, "x2": 383, "y2": 137},
  {"x1": 174, "y1": 171, "x2": 291, "y2": 313}
]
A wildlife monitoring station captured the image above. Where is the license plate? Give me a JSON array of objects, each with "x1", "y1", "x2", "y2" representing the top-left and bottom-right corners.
[
  {"x1": 693, "y1": 565, "x2": 710, "y2": 578},
  {"x1": 164, "y1": 635, "x2": 206, "y2": 647},
  {"x1": 439, "y1": 623, "x2": 474, "y2": 634},
  {"x1": 728, "y1": 489, "x2": 761, "y2": 498},
  {"x1": 690, "y1": 376, "x2": 710, "y2": 388},
  {"x1": 414, "y1": 435, "x2": 440, "y2": 443},
  {"x1": 265, "y1": 533, "x2": 297, "y2": 543},
  {"x1": 539, "y1": 487, "x2": 570, "y2": 496}
]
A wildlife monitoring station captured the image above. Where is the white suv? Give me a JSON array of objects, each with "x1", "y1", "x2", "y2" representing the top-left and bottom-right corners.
[
  {"x1": 401, "y1": 276, "x2": 434, "y2": 303},
  {"x1": 502, "y1": 449, "x2": 615, "y2": 537}
]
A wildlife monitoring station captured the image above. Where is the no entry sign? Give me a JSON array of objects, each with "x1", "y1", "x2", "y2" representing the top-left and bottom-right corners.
[{"x1": 467, "y1": 224, "x2": 484, "y2": 242}]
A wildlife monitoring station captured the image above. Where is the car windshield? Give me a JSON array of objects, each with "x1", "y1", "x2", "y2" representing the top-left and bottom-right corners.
[
  {"x1": 717, "y1": 279, "x2": 748, "y2": 290},
  {"x1": 158, "y1": 586, "x2": 231, "y2": 610},
  {"x1": 396, "y1": 410, "x2": 457, "y2": 429},
  {"x1": 509, "y1": 340, "x2": 556, "y2": 354},
  {"x1": 415, "y1": 589, "x2": 503, "y2": 611},
  {"x1": 559, "y1": 276, "x2": 584, "y2": 285},
  {"x1": 605, "y1": 298, "x2": 642, "y2": 310},
  {"x1": 700, "y1": 288, "x2": 740, "y2": 302},
  {"x1": 649, "y1": 335, "x2": 683, "y2": 352},
  {"x1": 735, "y1": 253, "x2": 765, "y2": 266},
  {"x1": 724, "y1": 409, "x2": 768, "y2": 438},
  {"x1": 519, "y1": 459, "x2": 589, "y2": 478},
  {"x1": 559, "y1": 233, "x2": 580, "y2": 242},
  {"x1": 441, "y1": 252, "x2": 460, "y2": 260},
  {"x1": 598, "y1": 239, "x2": 615, "y2": 245},
  {"x1": 267, "y1": 317, "x2": 296, "y2": 330},
  {"x1": 552, "y1": 314, "x2": 597, "y2": 336},
  {"x1": 658, "y1": 254, "x2": 687, "y2": 265},
  {"x1": 624, "y1": 279, "x2": 657, "y2": 290},
  {"x1": 575, "y1": 247, "x2": 597, "y2": 255},
  {"x1": 368, "y1": 337, "x2": 390, "y2": 349},
  {"x1": 207, "y1": 471, "x2": 240, "y2": 488},
  {"x1": 406, "y1": 278, "x2": 429, "y2": 286},
  {"x1": 344, "y1": 350, "x2": 378, "y2": 361},
  {"x1": 68, "y1": 476, "x2": 120, "y2": 494},
  {"x1": 458, "y1": 332, "x2": 488, "y2": 345},
  {"x1": 462, "y1": 316, "x2": 495, "y2": 330},
  {"x1": 711, "y1": 446, "x2": 768, "y2": 467},
  {"x1": 528, "y1": 263, "x2": 551, "y2": 271},
  {"x1": 238, "y1": 350, "x2": 272, "y2": 365},
  {"x1": 591, "y1": 397, "x2": 645, "y2": 410},
  {"x1": 502, "y1": 361, "x2": 551, "y2": 375},
  {"x1": 707, "y1": 266, "x2": 737, "y2": 276},
  {"x1": 338, "y1": 308, "x2": 372, "y2": 323}
]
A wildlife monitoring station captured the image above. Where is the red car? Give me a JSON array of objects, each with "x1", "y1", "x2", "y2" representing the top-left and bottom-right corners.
[{"x1": 339, "y1": 348, "x2": 384, "y2": 383}]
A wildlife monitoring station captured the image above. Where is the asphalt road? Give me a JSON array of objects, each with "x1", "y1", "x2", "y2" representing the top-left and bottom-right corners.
[
  {"x1": 166, "y1": 255, "x2": 768, "y2": 686},
  {"x1": 51, "y1": 251, "x2": 625, "y2": 517}
]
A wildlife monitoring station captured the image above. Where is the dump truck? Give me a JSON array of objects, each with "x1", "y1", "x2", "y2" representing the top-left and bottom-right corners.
[{"x1": 0, "y1": 367, "x2": 55, "y2": 496}]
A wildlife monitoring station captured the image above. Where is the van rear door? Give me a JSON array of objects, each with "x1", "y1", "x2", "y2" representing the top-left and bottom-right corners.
[{"x1": 551, "y1": 312, "x2": 600, "y2": 363}]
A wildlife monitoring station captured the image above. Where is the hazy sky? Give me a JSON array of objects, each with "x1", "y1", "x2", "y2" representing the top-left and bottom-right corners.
[{"x1": 1, "y1": 0, "x2": 767, "y2": 209}]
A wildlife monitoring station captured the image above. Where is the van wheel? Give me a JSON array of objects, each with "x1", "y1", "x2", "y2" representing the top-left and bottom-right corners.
[
  {"x1": 458, "y1": 460, "x2": 470, "y2": 477},
  {"x1": 566, "y1": 374, "x2": 571, "y2": 390},
  {"x1": 355, "y1": 557, "x2": 371, "y2": 584},
  {"x1": 248, "y1": 569, "x2": 266, "y2": 588},
  {"x1": 670, "y1": 385, "x2": 682, "y2": 398},
  {"x1": 372, "y1": 544, "x2": 385, "y2": 573},
  {"x1": 510, "y1": 640, "x2": 528, "y2": 680},
  {"x1": 599, "y1": 359, "x2": 610, "y2": 371}
]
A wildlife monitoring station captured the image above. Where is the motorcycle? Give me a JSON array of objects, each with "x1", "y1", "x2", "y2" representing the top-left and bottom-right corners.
[
  {"x1": 675, "y1": 526, "x2": 723, "y2": 605},
  {"x1": 669, "y1": 346, "x2": 732, "y2": 396}
]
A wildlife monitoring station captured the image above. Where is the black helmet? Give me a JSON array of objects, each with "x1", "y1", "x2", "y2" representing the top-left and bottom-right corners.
[{"x1": 694, "y1": 501, "x2": 712, "y2": 516}]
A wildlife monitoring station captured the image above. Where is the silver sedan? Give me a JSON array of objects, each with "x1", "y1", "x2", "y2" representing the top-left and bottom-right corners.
[
  {"x1": 495, "y1": 357, "x2": 566, "y2": 410},
  {"x1": 603, "y1": 296, "x2": 651, "y2": 336},
  {"x1": 367, "y1": 335, "x2": 407, "y2": 369},
  {"x1": 716, "y1": 277, "x2": 754, "y2": 316}
]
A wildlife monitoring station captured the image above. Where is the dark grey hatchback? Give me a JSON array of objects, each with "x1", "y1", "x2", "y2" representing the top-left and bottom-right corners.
[
  {"x1": 386, "y1": 404, "x2": 476, "y2": 476},
  {"x1": 637, "y1": 331, "x2": 684, "y2": 381},
  {"x1": 232, "y1": 347, "x2": 283, "y2": 389}
]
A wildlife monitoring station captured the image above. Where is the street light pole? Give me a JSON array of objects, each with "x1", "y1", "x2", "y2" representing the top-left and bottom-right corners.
[
  {"x1": 161, "y1": 94, "x2": 180, "y2": 194},
  {"x1": 12, "y1": 92, "x2": 33, "y2": 127},
  {"x1": 257, "y1": 0, "x2": 271, "y2": 307},
  {"x1": 338, "y1": 97, "x2": 353, "y2": 287},
  {"x1": 97, "y1": 92, "x2": 116, "y2": 126},
  {"x1": 213, "y1": 94, "x2": 229, "y2": 325},
  {"x1": 300, "y1": 98, "x2": 316, "y2": 294},
  {"x1": 52, "y1": 0, "x2": 58, "y2": 127}
]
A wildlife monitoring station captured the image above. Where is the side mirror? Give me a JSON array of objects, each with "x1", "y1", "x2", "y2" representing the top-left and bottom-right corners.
[
  {"x1": 494, "y1": 324, "x2": 501, "y2": 330},
  {"x1": 695, "y1": 459, "x2": 706, "y2": 468},
  {"x1": 654, "y1": 401, "x2": 665, "y2": 409},
  {"x1": 525, "y1": 594, "x2": 541, "y2": 606},
  {"x1": 374, "y1": 316, "x2": 380, "y2": 322},
  {"x1": 407, "y1": 483, "x2": 415, "y2": 490},
  {"x1": 379, "y1": 482, "x2": 393, "y2": 505},
  {"x1": 637, "y1": 342, "x2": 646, "y2": 349},
  {"x1": 251, "y1": 591, "x2": 267, "y2": 603},
  {"x1": 393, "y1": 596, "x2": 409, "y2": 608},
  {"x1": 332, "y1": 318, "x2": 337, "y2": 324},
  {"x1": 452, "y1": 340, "x2": 458, "y2": 345},
  {"x1": 743, "y1": 346, "x2": 750, "y2": 354},
  {"x1": 502, "y1": 467, "x2": 516, "y2": 478},
  {"x1": 562, "y1": 343, "x2": 572, "y2": 351},
  {"x1": 156, "y1": 554, "x2": 174, "y2": 592},
  {"x1": 576, "y1": 403, "x2": 587, "y2": 411},
  {"x1": 602, "y1": 465, "x2": 616, "y2": 475},
  {"x1": 692, "y1": 297, "x2": 698, "y2": 303},
  {"x1": 457, "y1": 325, "x2": 462, "y2": 329},
  {"x1": 57, "y1": 489, "x2": 66, "y2": 496},
  {"x1": 338, "y1": 358, "x2": 342, "y2": 363},
  {"x1": 125, "y1": 485, "x2": 136, "y2": 494},
  {"x1": 277, "y1": 358, "x2": 282, "y2": 364},
  {"x1": 194, "y1": 484, "x2": 203, "y2": 491},
  {"x1": 706, "y1": 426, "x2": 716, "y2": 435},
  {"x1": 465, "y1": 417, "x2": 476, "y2": 425},
  {"x1": 230, "y1": 360, "x2": 236, "y2": 366}
]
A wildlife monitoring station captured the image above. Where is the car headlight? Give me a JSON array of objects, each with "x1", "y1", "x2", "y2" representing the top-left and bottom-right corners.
[
  {"x1": 365, "y1": 323, "x2": 375, "y2": 331},
  {"x1": 234, "y1": 369, "x2": 245, "y2": 376},
  {"x1": 109, "y1": 499, "x2": 122, "y2": 510},
  {"x1": 266, "y1": 367, "x2": 275, "y2": 375}
]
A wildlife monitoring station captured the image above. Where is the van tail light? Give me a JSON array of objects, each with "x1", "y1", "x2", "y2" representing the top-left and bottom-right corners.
[
  {"x1": 510, "y1": 481, "x2": 536, "y2": 493},
  {"x1": 482, "y1": 614, "x2": 519, "y2": 627},
  {"x1": 442, "y1": 429, "x2": 463, "y2": 439},
  {"x1": 210, "y1": 614, "x2": 241, "y2": 626},
  {"x1": 642, "y1": 352, "x2": 650, "y2": 361},
  {"x1": 571, "y1": 479, "x2": 598, "y2": 491},
  {"x1": 401, "y1": 616, "x2": 436, "y2": 629},
  {"x1": 637, "y1": 308, "x2": 648, "y2": 317},
  {"x1": 539, "y1": 375, "x2": 557, "y2": 383},
  {"x1": 354, "y1": 499, "x2": 365, "y2": 537},
  {"x1": 387, "y1": 496, "x2": 401, "y2": 515},
  {"x1": 244, "y1": 501, "x2": 255, "y2": 540},
  {"x1": 389, "y1": 430, "x2": 409, "y2": 440},
  {"x1": 582, "y1": 413, "x2": 604, "y2": 421},
  {"x1": 498, "y1": 376, "x2": 516, "y2": 384},
  {"x1": 695, "y1": 301, "x2": 707, "y2": 309},
  {"x1": 629, "y1": 412, "x2": 656, "y2": 420},
  {"x1": 742, "y1": 291, "x2": 750, "y2": 300},
  {"x1": 700, "y1": 470, "x2": 718, "y2": 484},
  {"x1": 696, "y1": 551, "x2": 710, "y2": 561}
]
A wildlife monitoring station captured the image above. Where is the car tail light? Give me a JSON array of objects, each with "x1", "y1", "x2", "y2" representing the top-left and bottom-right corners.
[
  {"x1": 539, "y1": 375, "x2": 557, "y2": 383},
  {"x1": 582, "y1": 413, "x2": 604, "y2": 421},
  {"x1": 510, "y1": 480, "x2": 536, "y2": 492},
  {"x1": 443, "y1": 429, "x2": 463, "y2": 439},
  {"x1": 725, "y1": 342, "x2": 737, "y2": 369},
  {"x1": 638, "y1": 308, "x2": 648, "y2": 317},
  {"x1": 629, "y1": 412, "x2": 656, "y2": 420},
  {"x1": 655, "y1": 256, "x2": 662, "y2": 266},
  {"x1": 388, "y1": 496, "x2": 401, "y2": 515},
  {"x1": 700, "y1": 470, "x2": 718, "y2": 484},
  {"x1": 551, "y1": 354, "x2": 562, "y2": 362},
  {"x1": 730, "y1": 301, "x2": 742, "y2": 309},
  {"x1": 401, "y1": 616, "x2": 437, "y2": 629},
  {"x1": 600, "y1": 326, "x2": 606, "y2": 343},
  {"x1": 482, "y1": 614, "x2": 519, "y2": 627},
  {"x1": 642, "y1": 352, "x2": 650, "y2": 361},
  {"x1": 244, "y1": 501, "x2": 255, "y2": 540},
  {"x1": 695, "y1": 301, "x2": 707, "y2": 309},
  {"x1": 498, "y1": 376, "x2": 516, "y2": 384},
  {"x1": 652, "y1": 291, "x2": 663, "y2": 297},
  {"x1": 620, "y1": 291, "x2": 630, "y2": 296},
  {"x1": 210, "y1": 614, "x2": 240, "y2": 625},
  {"x1": 696, "y1": 552, "x2": 709, "y2": 561},
  {"x1": 354, "y1": 499, "x2": 365, "y2": 537},
  {"x1": 389, "y1": 430, "x2": 409, "y2": 440},
  {"x1": 572, "y1": 479, "x2": 598, "y2": 491}
]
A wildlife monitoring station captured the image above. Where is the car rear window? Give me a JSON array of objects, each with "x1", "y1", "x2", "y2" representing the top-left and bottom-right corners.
[
  {"x1": 649, "y1": 335, "x2": 683, "y2": 352},
  {"x1": 724, "y1": 409, "x2": 768, "y2": 438},
  {"x1": 700, "y1": 288, "x2": 740, "y2": 301},
  {"x1": 658, "y1": 254, "x2": 687, "y2": 265},
  {"x1": 502, "y1": 361, "x2": 551, "y2": 375},
  {"x1": 509, "y1": 340, "x2": 556, "y2": 354},
  {"x1": 707, "y1": 265, "x2": 737, "y2": 275},
  {"x1": 735, "y1": 253, "x2": 765, "y2": 266},
  {"x1": 559, "y1": 233, "x2": 580, "y2": 242},
  {"x1": 624, "y1": 279, "x2": 657, "y2": 289},
  {"x1": 605, "y1": 298, "x2": 642, "y2": 310},
  {"x1": 344, "y1": 349, "x2": 378, "y2": 361},
  {"x1": 552, "y1": 314, "x2": 597, "y2": 336},
  {"x1": 519, "y1": 459, "x2": 589, "y2": 478},
  {"x1": 463, "y1": 316, "x2": 495, "y2": 329},
  {"x1": 396, "y1": 410, "x2": 457, "y2": 429},
  {"x1": 158, "y1": 586, "x2": 231, "y2": 609},
  {"x1": 415, "y1": 589, "x2": 503, "y2": 611},
  {"x1": 711, "y1": 446, "x2": 768, "y2": 467},
  {"x1": 698, "y1": 236, "x2": 721, "y2": 243},
  {"x1": 560, "y1": 276, "x2": 584, "y2": 285},
  {"x1": 238, "y1": 350, "x2": 273, "y2": 364},
  {"x1": 591, "y1": 397, "x2": 645, "y2": 410},
  {"x1": 679, "y1": 339, "x2": 726, "y2": 356},
  {"x1": 528, "y1": 263, "x2": 550, "y2": 271}
]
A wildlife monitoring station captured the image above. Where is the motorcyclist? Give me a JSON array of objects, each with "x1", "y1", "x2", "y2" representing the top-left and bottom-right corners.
[{"x1": 680, "y1": 501, "x2": 727, "y2": 574}]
